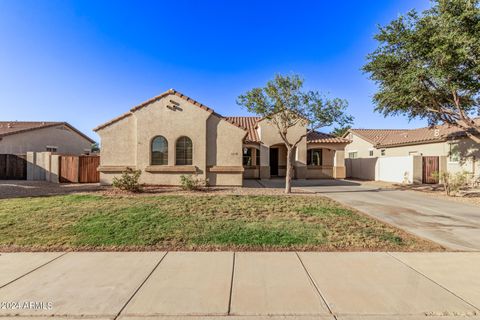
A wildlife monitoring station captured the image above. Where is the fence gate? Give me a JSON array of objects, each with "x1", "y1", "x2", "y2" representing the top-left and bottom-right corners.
[
  {"x1": 422, "y1": 156, "x2": 439, "y2": 184},
  {"x1": 0, "y1": 154, "x2": 27, "y2": 180},
  {"x1": 59, "y1": 155, "x2": 100, "y2": 183}
]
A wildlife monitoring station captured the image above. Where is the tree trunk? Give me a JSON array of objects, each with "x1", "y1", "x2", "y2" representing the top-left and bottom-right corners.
[{"x1": 285, "y1": 147, "x2": 295, "y2": 194}]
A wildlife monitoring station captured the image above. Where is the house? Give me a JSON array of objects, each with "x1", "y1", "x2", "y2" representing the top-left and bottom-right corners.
[
  {"x1": 344, "y1": 121, "x2": 480, "y2": 183},
  {"x1": 0, "y1": 121, "x2": 95, "y2": 155},
  {"x1": 94, "y1": 89, "x2": 350, "y2": 186}
]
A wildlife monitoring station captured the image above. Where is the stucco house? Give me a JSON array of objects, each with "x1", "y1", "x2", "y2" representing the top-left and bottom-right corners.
[
  {"x1": 94, "y1": 89, "x2": 350, "y2": 186},
  {"x1": 0, "y1": 121, "x2": 95, "y2": 155},
  {"x1": 344, "y1": 121, "x2": 480, "y2": 183}
]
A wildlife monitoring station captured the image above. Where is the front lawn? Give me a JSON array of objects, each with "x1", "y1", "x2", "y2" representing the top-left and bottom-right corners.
[{"x1": 0, "y1": 194, "x2": 441, "y2": 251}]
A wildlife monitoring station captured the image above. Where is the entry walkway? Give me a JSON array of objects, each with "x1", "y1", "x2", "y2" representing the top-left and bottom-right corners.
[{"x1": 0, "y1": 252, "x2": 479, "y2": 319}]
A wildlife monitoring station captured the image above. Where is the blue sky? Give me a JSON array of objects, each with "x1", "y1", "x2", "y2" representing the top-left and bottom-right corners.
[{"x1": 0, "y1": 0, "x2": 432, "y2": 141}]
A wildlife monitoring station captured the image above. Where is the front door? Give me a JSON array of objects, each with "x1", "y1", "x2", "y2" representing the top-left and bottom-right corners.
[{"x1": 270, "y1": 148, "x2": 279, "y2": 176}]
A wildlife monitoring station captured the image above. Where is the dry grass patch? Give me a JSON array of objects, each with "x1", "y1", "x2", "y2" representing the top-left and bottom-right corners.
[{"x1": 0, "y1": 194, "x2": 442, "y2": 251}]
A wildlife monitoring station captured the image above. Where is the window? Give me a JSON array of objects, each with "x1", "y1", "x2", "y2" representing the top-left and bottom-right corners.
[
  {"x1": 175, "y1": 136, "x2": 193, "y2": 165},
  {"x1": 449, "y1": 143, "x2": 459, "y2": 162},
  {"x1": 307, "y1": 149, "x2": 323, "y2": 166},
  {"x1": 348, "y1": 151, "x2": 358, "y2": 159},
  {"x1": 256, "y1": 148, "x2": 260, "y2": 166},
  {"x1": 46, "y1": 146, "x2": 57, "y2": 152},
  {"x1": 151, "y1": 136, "x2": 168, "y2": 165},
  {"x1": 369, "y1": 150, "x2": 374, "y2": 157},
  {"x1": 243, "y1": 147, "x2": 253, "y2": 166},
  {"x1": 381, "y1": 149, "x2": 386, "y2": 156}
]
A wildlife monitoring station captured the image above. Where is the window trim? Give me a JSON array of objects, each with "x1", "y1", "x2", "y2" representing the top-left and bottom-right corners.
[
  {"x1": 307, "y1": 148, "x2": 323, "y2": 166},
  {"x1": 348, "y1": 150, "x2": 358, "y2": 159},
  {"x1": 151, "y1": 135, "x2": 168, "y2": 165},
  {"x1": 243, "y1": 147, "x2": 253, "y2": 166},
  {"x1": 175, "y1": 136, "x2": 193, "y2": 166}
]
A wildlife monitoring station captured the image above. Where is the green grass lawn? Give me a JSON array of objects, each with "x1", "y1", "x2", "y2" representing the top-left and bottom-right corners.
[{"x1": 0, "y1": 194, "x2": 441, "y2": 251}]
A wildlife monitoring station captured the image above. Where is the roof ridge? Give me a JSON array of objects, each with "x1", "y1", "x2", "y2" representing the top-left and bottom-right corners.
[{"x1": 94, "y1": 89, "x2": 249, "y2": 132}]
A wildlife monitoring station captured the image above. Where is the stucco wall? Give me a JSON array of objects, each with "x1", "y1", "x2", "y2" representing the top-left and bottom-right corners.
[
  {"x1": 97, "y1": 93, "x2": 245, "y2": 186},
  {"x1": 98, "y1": 115, "x2": 137, "y2": 167},
  {"x1": 257, "y1": 117, "x2": 308, "y2": 178},
  {"x1": 382, "y1": 139, "x2": 479, "y2": 176},
  {"x1": 344, "y1": 133, "x2": 378, "y2": 158},
  {"x1": 0, "y1": 125, "x2": 92, "y2": 155},
  {"x1": 206, "y1": 114, "x2": 245, "y2": 186},
  {"x1": 347, "y1": 133, "x2": 480, "y2": 177}
]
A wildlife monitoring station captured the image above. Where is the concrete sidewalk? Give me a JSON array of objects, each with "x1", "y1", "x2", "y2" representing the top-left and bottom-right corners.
[{"x1": 0, "y1": 252, "x2": 479, "y2": 319}]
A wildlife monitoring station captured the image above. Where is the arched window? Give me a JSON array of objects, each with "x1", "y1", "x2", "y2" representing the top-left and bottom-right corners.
[
  {"x1": 176, "y1": 136, "x2": 193, "y2": 165},
  {"x1": 151, "y1": 136, "x2": 168, "y2": 165}
]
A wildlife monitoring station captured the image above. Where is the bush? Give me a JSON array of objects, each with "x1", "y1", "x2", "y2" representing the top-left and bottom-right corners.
[
  {"x1": 432, "y1": 170, "x2": 470, "y2": 196},
  {"x1": 179, "y1": 174, "x2": 208, "y2": 191},
  {"x1": 112, "y1": 168, "x2": 142, "y2": 192}
]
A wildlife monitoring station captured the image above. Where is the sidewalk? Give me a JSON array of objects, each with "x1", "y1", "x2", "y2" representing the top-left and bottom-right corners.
[{"x1": 0, "y1": 252, "x2": 479, "y2": 319}]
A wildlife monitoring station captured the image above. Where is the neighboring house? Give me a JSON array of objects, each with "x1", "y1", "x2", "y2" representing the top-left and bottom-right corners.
[
  {"x1": 344, "y1": 121, "x2": 480, "y2": 183},
  {"x1": 0, "y1": 121, "x2": 95, "y2": 155},
  {"x1": 94, "y1": 89, "x2": 350, "y2": 186}
]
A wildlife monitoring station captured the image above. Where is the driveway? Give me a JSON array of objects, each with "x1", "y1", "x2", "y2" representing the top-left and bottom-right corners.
[
  {"x1": 256, "y1": 179, "x2": 480, "y2": 251},
  {"x1": 295, "y1": 180, "x2": 480, "y2": 251}
]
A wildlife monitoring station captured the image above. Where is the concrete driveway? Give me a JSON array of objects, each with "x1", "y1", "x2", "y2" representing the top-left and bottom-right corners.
[{"x1": 282, "y1": 179, "x2": 480, "y2": 251}]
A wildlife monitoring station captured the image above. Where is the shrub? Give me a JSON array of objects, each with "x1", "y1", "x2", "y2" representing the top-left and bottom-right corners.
[
  {"x1": 432, "y1": 170, "x2": 471, "y2": 196},
  {"x1": 112, "y1": 168, "x2": 142, "y2": 192},
  {"x1": 179, "y1": 174, "x2": 209, "y2": 191}
]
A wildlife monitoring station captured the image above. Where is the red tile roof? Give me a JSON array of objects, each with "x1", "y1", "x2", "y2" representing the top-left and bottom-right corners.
[
  {"x1": 307, "y1": 131, "x2": 350, "y2": 144},
  {"x1": 0, "y1": 121, "x2": 94, "y2": 143},
  {"x1": 224, "y1": 116, "x2": 349, "y2": 144},
  {"x1": 223, "y1": 116, "x2": 261, "y2": 142}
]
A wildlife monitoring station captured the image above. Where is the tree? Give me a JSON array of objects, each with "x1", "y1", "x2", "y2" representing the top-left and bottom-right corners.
[
  {"x1": 91, "y1": 142, "x2": 100, "y2": 153},
  {"x1": 331, "y1": 125, "x2": 352, "y2": 137},
  {"x1": 237, "y1": 74, "x2": 352, "y2": 193},
  {"x1": 363, "y1": 0, "x2": 480, "y2": 142}
]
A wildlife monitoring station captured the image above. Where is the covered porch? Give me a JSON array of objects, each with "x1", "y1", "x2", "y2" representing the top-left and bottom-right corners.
[{"x1": 242, "y1": 142, "x2": 347, "y2": 180}]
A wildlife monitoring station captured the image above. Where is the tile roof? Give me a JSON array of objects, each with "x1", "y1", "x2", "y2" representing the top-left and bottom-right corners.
[
  {"x1": 351, "y1": 120, "x2": 479, "y2": 148},
  {"x1": 0, "y1": 121, "x2": 95, "y2": 143},
  {"x1": 223, "y1": 116, "x2": 261, "y2": 142},
  {"x1": 94, "y1": 89, "x2": 350, "y2": 145},
  {"x1": 349, "y1": 129, "x2": 410, "y2": 145},
  {"x1": 307, "y1": 131, "x2": 351, "y2": 144},
  {"x1": 224, "y1": 117, "x2": 349, "y2": 144}
]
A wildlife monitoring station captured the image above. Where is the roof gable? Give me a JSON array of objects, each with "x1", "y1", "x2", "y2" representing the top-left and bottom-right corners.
[
  {"x1": 94, "y1": 89, "x2": 245, "y2": 132},
  {"x1": 0, "y1": 121, "x2": 94, "y2": 143}
]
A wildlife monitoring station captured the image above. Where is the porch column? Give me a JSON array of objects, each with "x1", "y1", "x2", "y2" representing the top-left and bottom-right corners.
[
  {"x1": 295, "y1": 146, "x2": 307, "y2": 179},
  {"x1": 333, "y1": 150, "x2": 346, "y2": 179},
  {"x1": 259, "y1": 144, "x2": 270, "y2": 179}
]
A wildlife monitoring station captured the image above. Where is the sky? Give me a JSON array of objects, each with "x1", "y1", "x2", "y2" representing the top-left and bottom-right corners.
[{"x1": 0, "y1": 0, "x2": 433, "y2": 141}]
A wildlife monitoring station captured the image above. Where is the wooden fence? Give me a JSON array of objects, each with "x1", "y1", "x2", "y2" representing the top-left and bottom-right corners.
[
  {"x1": 0, "y1": 154, "x2": 27, "y2": 180},
  {"x1": 59, "y1": 155, "x2": 100, "y2": 183}
]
